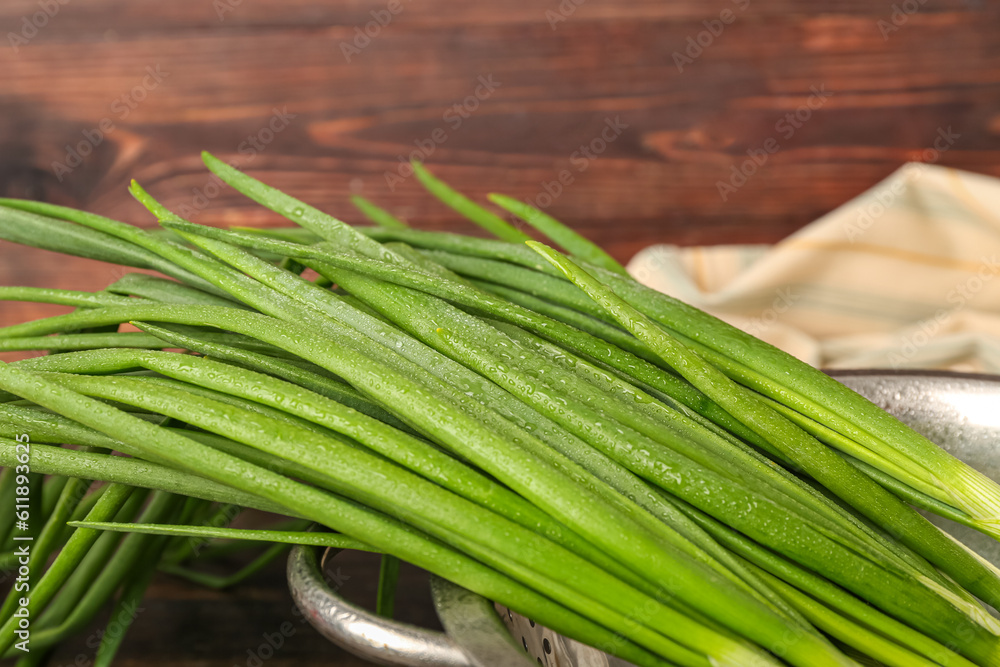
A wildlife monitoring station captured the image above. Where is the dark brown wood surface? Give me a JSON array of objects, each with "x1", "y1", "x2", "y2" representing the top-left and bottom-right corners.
[{"x1": 2, "y1": 1, "x2": 1000, "y2": 664}]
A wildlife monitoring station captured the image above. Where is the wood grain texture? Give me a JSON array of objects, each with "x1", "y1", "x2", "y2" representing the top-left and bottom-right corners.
[{"x1": 1, "y1": 1, "x2": 999, "y2": 663}]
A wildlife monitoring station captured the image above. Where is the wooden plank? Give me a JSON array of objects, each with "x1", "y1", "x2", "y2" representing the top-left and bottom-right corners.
[{"x1": 2, "y1": 2, "x2": 1000, "y2": 662}]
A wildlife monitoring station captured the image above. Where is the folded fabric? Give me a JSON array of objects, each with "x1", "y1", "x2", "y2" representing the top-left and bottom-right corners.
[{"x1": 626, "y1": 163, "x2": 1000, "y2": 373}]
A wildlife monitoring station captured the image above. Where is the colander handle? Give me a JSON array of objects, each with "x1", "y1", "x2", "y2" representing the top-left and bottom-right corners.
[{"x1": 288, "y1": 545, "x2": 475, "y2": 666}]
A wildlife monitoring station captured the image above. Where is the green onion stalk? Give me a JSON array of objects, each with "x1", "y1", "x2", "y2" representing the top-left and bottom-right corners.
[{"x1": 2, "y1": 155, "x2": 1000, "y2": 666}]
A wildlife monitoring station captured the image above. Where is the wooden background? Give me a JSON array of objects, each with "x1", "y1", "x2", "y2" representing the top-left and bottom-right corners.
[{"x1": 1, "y1": 0, "x2": 999, "y2": 664}]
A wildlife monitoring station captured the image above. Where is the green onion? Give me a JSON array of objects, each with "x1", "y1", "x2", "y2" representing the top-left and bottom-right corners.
[
  {"x1": 0, "y1": 483, "x2": 136, "y2": 655},
  {"x1": 0, "y1": 439, "x2": 286, "y2": 514},
  {"x1": 0, "y1": 332, "x2": 172, "y2": 352},
  {"x1": 376, "y1": 555, "x2": 401, "y2": 618},
  {"x1": 529, "y1": 242, "x2": 1000, "y2": 662},
  {"x1": 0, "y1": 200, "x2": 220, "y2": 295},
  {"x1": 105, "y1": 273, "x2": 249, "y2": 309},
  {"x1": 11, "y1": 491, "x2": 184, "y2": 656},
  {"x1": 590, "y1": 259, "x2": 1000, "y2": 540},
  {"x1": 4, "y1": 160, "x2": 1000, "y2": 667},
  {"x1": 351, "y1": 195, "x2": 409, "y2": 229},
  {"x1": 0, "y1": 361, "x2": 687, "y2": 667},
  {"x1": 410, "y1": 161, "x2": 531, "y2": 244},
  {"x1": 487, "y1": 193, "x2": 628, "y2": 274},
  {"x1": 69, "y1": 521, "x2": 377, "y2": 551}
]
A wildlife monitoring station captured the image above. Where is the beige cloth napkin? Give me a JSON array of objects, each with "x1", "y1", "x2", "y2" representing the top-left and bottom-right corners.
[{"x1": 626, "y1": 164, "x2": 1000, "y2": 372}]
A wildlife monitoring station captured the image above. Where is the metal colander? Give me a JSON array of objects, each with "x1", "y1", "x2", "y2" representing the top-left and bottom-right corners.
[{"x1": 496, "y1": 603, "x2": 635, "y2": 667}]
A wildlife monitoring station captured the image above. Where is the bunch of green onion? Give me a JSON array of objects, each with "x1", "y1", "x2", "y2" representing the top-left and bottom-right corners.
[{"x1": 2, "y1": 153, "x2": 1000, "y2": 667}]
